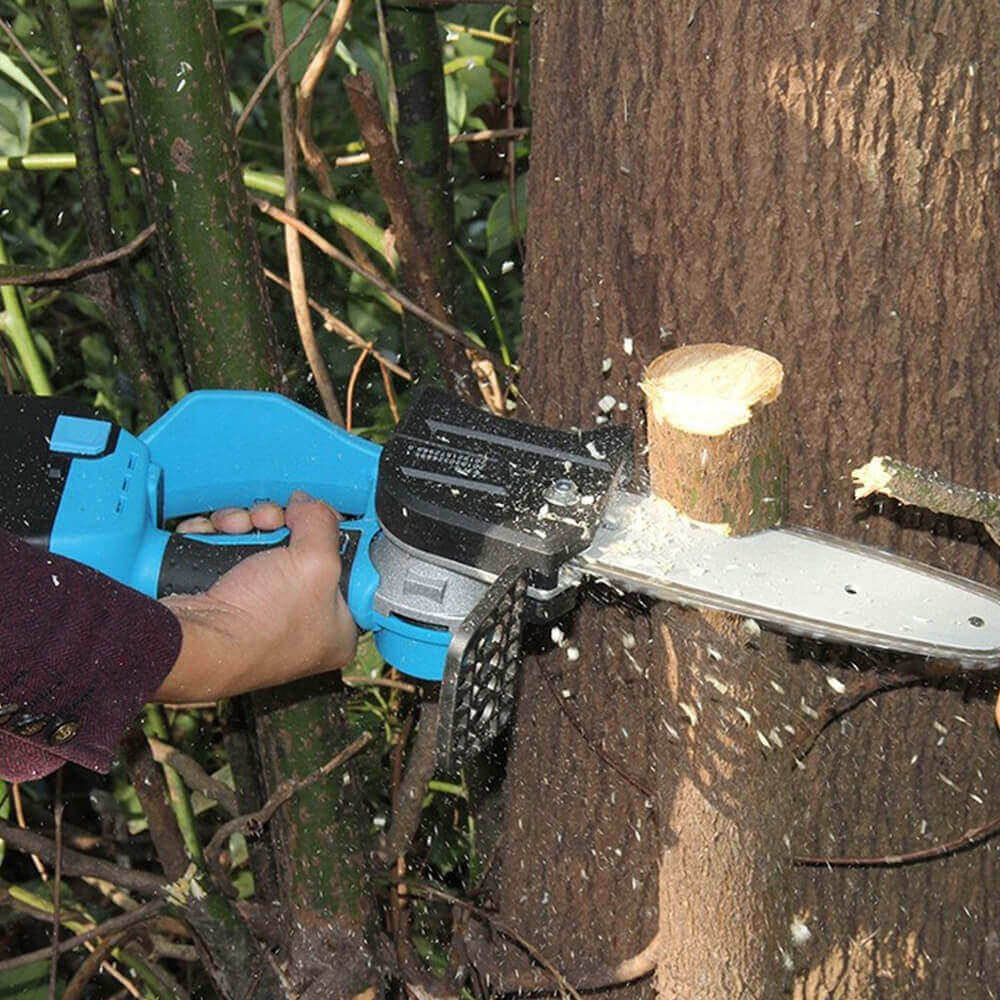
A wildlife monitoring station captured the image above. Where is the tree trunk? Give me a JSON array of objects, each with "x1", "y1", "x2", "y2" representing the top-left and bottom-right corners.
[{"x1": 498, "y1": 2, "x2": 1000, "y2": 997}]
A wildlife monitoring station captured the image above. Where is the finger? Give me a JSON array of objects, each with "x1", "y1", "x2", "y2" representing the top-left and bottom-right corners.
[
  {"x1": 176, "y1": 515, "x2": 215, "y2": 534},
  {"x1": 210, "y1": 507, "x2": 254, "y2": 534},
  {"x1": 285, "y1": 491, "x2": 342, "y2": 557},
  {"x1": 249, "y1": 501, "x2": 285, "y2": 532}
]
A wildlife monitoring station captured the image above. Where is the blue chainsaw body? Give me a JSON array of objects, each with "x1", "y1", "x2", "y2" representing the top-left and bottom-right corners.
[
  {"x1": 41, "y1": 391, "x2": 451, "y2": 680},
  {"x1": 0, "y1": 388, "x2": 632, "y2": 763}
]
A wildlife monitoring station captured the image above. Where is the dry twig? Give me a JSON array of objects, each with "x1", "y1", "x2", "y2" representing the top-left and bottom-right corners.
[
  {"x1": 263, "y1": 267, "x2": 411, "y2": 380},
  {"x1": 204, "y1": 732, "x2": 372, "y2": 891},
  {"x1": 0, "y1": 224, "x2": 155, "y2": 286},
  {"x1": 235, "y1": 0, "x2": 335, "y2": 135},
  {"x1": 268, "y1": 0, "x2": 344, "y2": 425},
  {"x1": 854, "y1": 455, "x2": 1000, "y2": 545},
  {"x1": 540, "y1": 667, "x2": 655, "y2": 799},
  {"x1": 0, "y1": 18, "x2": 67, "y2": 106},
  {"x1": 345, "y1": 343, "x2": 373, "y2": 432},
  {"x1": 296, "y1": 0, "x2": 354, "y2": 196},
  {"x1": 0, "y1": 819, "x2": 167, "y2": 896},
  {"x1": 147, "y1": 737, "x2": 240, "y2": 817},
  {"x1": 0, "y1": 900, "x2": 167, "y2": 975},
  {"x1": 795, "y1": 812, "x2": 1000, "y2": 868},
  {"x1": 253, "y1": 198, "x2": 509, "y2": 374}
]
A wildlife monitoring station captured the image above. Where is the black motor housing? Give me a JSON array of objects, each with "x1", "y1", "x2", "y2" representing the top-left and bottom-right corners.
[{"x1": 375, "y1": 389, "x2": 633, "y2": 592}]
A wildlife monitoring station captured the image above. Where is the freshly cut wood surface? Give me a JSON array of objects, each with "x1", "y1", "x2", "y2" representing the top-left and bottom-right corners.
[
  {"x1": 641, "y1": 343, "x2": 786, "y2": 535},
  {"x1": 640, "y1": 342, "x2": 783, "y2": 436}
]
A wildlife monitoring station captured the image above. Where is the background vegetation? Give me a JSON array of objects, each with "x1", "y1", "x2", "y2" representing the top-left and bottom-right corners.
[{"x1": 0, "y1": 1, "x2": 530, "y2": 995}]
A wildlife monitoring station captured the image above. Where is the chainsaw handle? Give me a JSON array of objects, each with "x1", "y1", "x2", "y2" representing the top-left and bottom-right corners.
[
  {"x1": 156, "y1": 528, "x2": 291, "y2": 597},
  {"x1": 0, "y1": 390, "x2": 458, "y2": 683},
  {"x1": 140, "y1": 390, "x2": 380, "y2": 519},
  {"x1": 155, "y1": 523, "x2": 369, "y2": 610}
]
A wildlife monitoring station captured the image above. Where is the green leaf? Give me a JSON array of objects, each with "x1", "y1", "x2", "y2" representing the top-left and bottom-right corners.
[
  {"x1": 282, "y1": 0, "x2": 331, "y2": 84},
  {"x1": 0, "y1": 53, "x2": 51, "y2": 110},
  {"x1": 0, "y1": 79, "x2": 31, "y2": 157},
  {"x1": 485, "y1": 173, "x2": 526, "y2": 256},
  {"x1": 0, "y1": 958, "x2": 55, "y2": 1000},
  {"x1": 444, "y1": 73, "x2": 467, "y2": 135}
]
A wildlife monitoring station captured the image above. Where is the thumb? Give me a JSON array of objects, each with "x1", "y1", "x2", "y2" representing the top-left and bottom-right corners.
[{"x1": 285, "y1": 490, "x2": 342, "y2": 557}]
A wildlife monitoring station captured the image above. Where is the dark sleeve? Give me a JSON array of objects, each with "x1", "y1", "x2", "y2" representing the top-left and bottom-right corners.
[{"x1": 0, "y1": 530, "x2": 182, "y2": 782}]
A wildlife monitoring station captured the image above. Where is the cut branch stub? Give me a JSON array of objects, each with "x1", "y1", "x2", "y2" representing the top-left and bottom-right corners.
[{"x1": 640, "y1": 342, "x2": 787, "y2": 535}]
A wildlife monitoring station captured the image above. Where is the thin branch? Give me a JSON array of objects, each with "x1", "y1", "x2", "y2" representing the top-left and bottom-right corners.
[
  {"x1": 263, "y1": 267, "x2": 410, "y2": 379},
  {"x1": 853, "y1": 455, "x2": 1000, "y2": 544},
  {"x1": 121, "y1": 728, "x2": 192, "y2": 881},
  {"x1": 383, "y1": 704, "x2": 439, "y2": 862},
  {"x1": 235, "y1": 0, "x2": 335, "y2": 135},
  {"x1": 13, "y1": 782, "x2": 49, "y2": 881},
  {"x1": 787, "y1": 670, "x2": 920, "y2": 761},
  {"x1": 0, "y1": 223, "x2": 155, "y2": 286},
  {"x1": 0, "y1": 899, "x2": 166, "y2": 975},
  {"x1": 344, "y1": 70, "x2": 479, "y2": 403},
  {"x1": 268, "y1": 0, "x2": 344, "y2": 425},
  {"x1": 61, "y1": 931, "x2": 128, "y2": 1000},
  {"x1": 541, "y1": 667, "x2": 655, "y2": 799},
  {"x1": 49, "y1": 771, "x2": 65, "y2": 1000},
  {"x1": 0, "y1": 18, "x2": 67, "y2": 106},
  {"x1": 345, "y1": 343, "x2": 373, "y2": 432},
  {"x1": 253, "y1": 197, "x2": 510, "y2": 374},
  {"x1": 341, "y1": 673, "x2": 416, "y2": 692},
  {"x1": 379, "y1": 355, "x2": 401, "y2": 422},
  {"x1": 331, "y1": 125, "x2": 530, "y2": 168},
  {"x1": 0, "y1": 819, "x2": 167, "y2": 896},
  {"x1": 794, "y1": 812, "x2": 1000, "y2": 868},
  {"x1": 504, "y1": 20, "x2": 524, "y2": 262},
  {"x1": 462, "y1": 919, "x2": 661, "y2": 993},
  {"x1": 296, "y1": 0, "x2": 354, "y2": 197},
  {"x1": 204, "y1": 732, "x2": 373, "y2": 889},
  {"x1": 399, "y1": 879, "x2": 585, "y2": 1000},
  {"x1": 147, "y1": 737, "x2": 240, "y2": 817}
]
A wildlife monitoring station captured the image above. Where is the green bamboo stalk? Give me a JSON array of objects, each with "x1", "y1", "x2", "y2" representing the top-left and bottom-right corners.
[
  {"x1": 0, "y1": 233, "x2": 54, "y2": 395},
  {"x1": 0, "y1": 156, "x2": 390, "y2": 264},
  {"x1": 110, "y1": 0, "x2": 279, "y2": 390},
  {"x1": 108, "y1": 5, "x2": 380, "y2": 993},
  {"x1": 143, "y1": 705, "x2": 205, "y2": 865}
]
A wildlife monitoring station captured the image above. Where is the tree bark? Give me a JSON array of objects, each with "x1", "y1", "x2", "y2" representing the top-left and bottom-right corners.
[{"x1": 498, "y1": 1, "x2": 1000, "y2": 997}]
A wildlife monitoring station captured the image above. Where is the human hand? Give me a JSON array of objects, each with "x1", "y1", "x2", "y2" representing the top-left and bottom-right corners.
[{"x1": 154, "y1": 492, "x2": 357, "y2": 702}]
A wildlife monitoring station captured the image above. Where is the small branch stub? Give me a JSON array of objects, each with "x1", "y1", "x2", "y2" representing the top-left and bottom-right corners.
[{"x1": 640, "y1": 343, "x2": 787, "y2": 536}]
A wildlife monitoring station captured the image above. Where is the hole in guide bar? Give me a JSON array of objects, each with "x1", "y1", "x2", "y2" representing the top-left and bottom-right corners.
[
  {"x1": 969, "y1": 616, "x2": 985, "y2": 628},
  {"x1": 844, "y1": 585, "x2": 857, "y2": 595}
]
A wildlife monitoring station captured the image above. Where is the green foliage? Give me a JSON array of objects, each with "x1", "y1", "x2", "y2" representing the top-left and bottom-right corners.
[
  {"x1": 0, "y1": 78, "x2": 30, "y2": 156},
  {"x1": 0, "y1": 958, "x2": 57, "y2": 1000}
]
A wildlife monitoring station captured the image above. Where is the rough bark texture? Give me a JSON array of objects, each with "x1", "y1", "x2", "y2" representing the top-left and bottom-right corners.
[{"x1": 499, "y1": 1, "x2": 1000, "y2": 998}]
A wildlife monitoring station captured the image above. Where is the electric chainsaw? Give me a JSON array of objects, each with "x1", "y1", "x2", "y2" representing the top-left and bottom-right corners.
[{"x1": 4, "y1": 389, "x2": 1000, "y2": 770}]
